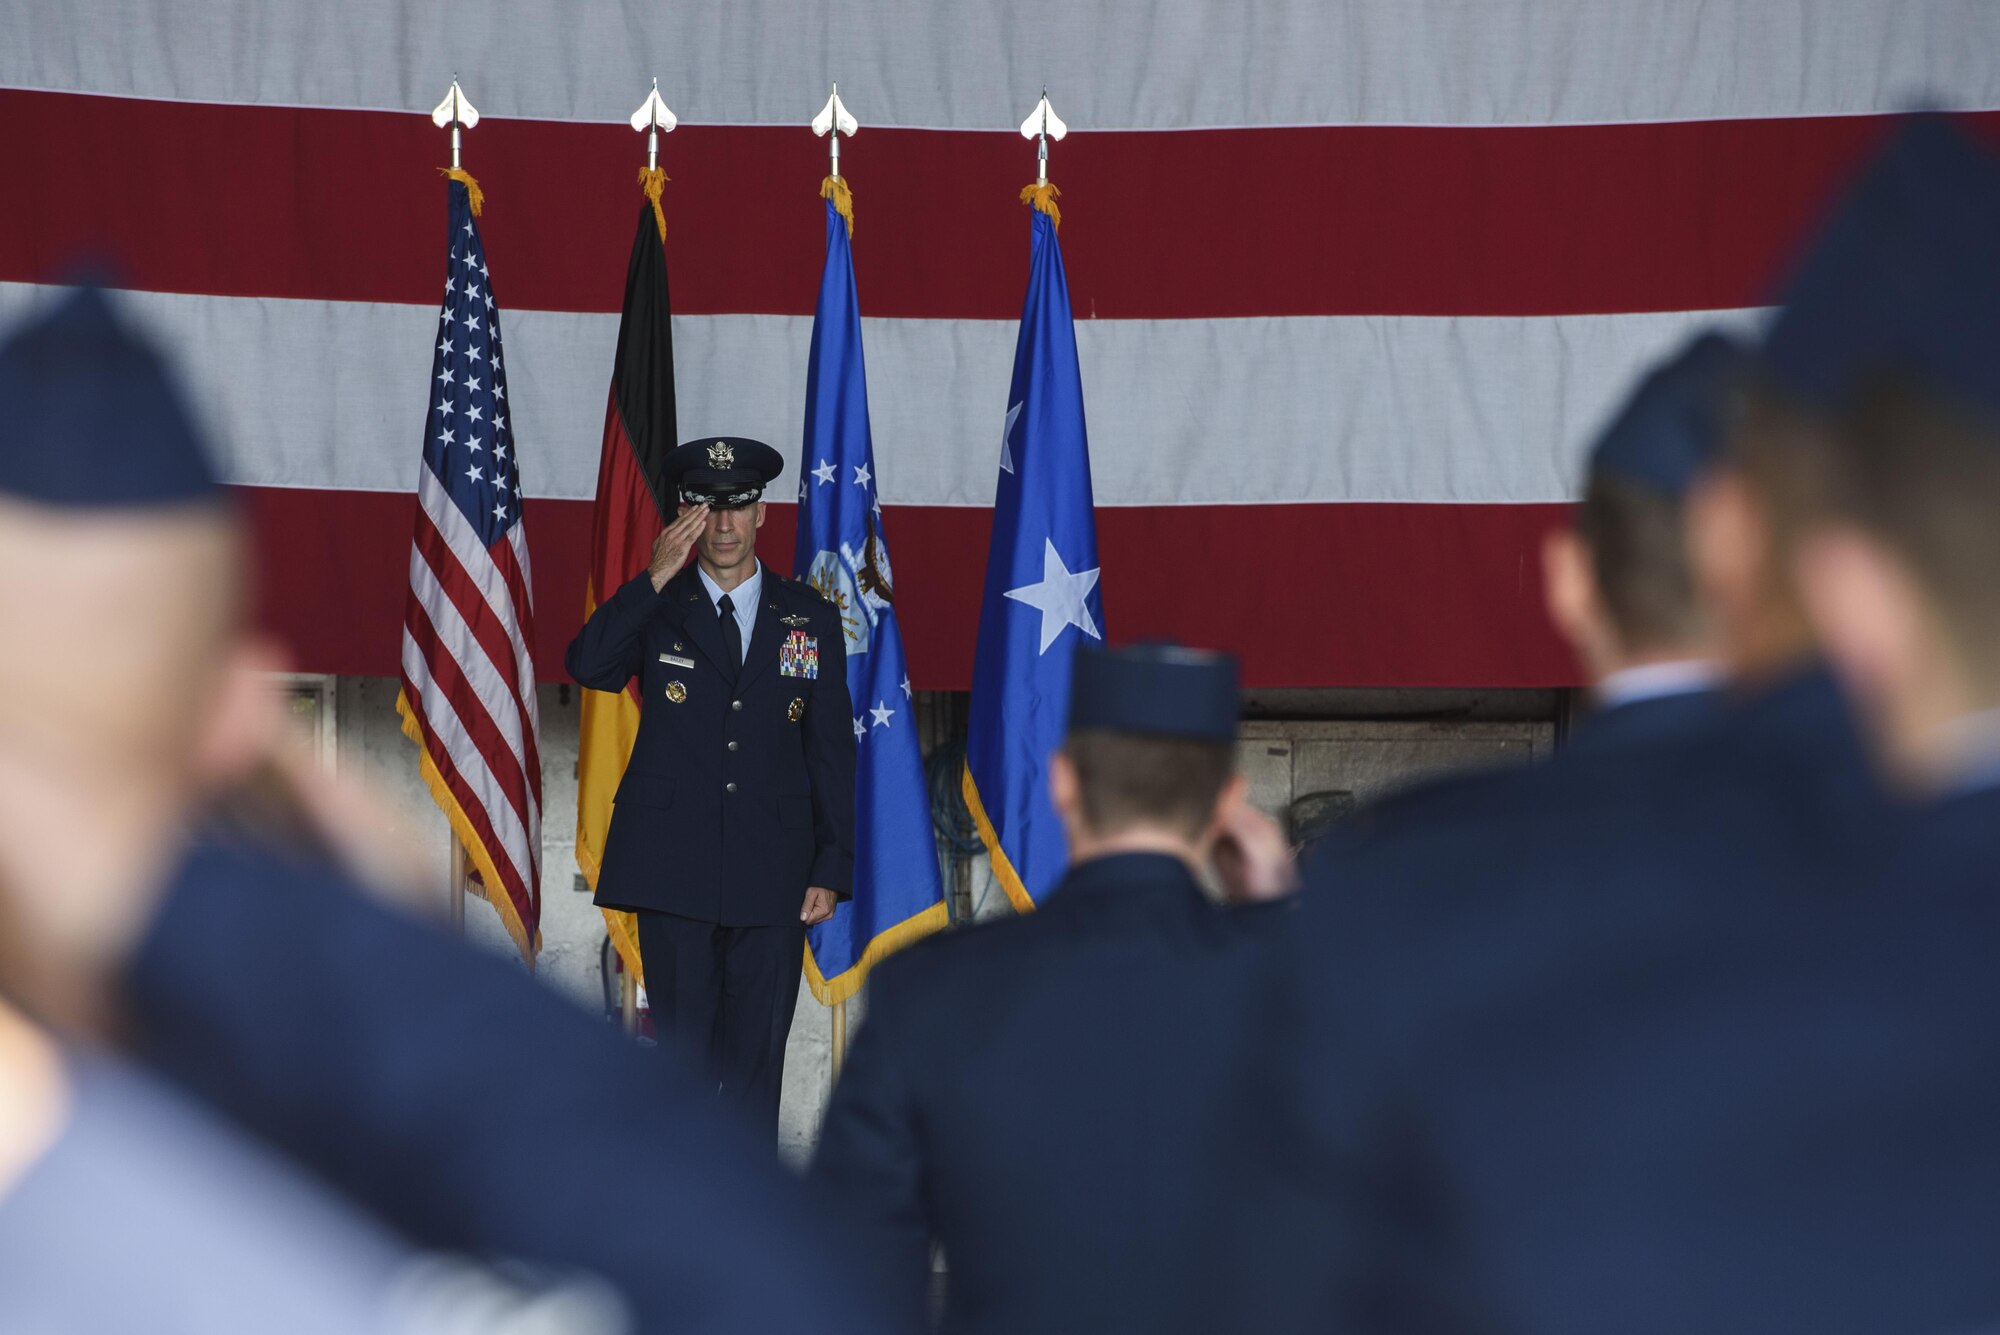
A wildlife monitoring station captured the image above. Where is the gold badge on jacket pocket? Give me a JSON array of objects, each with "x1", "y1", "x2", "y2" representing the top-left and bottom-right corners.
[
  {"x1": 787, "y1": 697, "x2": 805, "y2": 723},
  {"x1": 666, "y1": 681, "x2": 688, "y2": 704}
]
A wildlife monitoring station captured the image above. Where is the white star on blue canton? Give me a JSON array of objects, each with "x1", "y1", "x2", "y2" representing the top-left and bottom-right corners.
[
  {"x1": 444, "y1": 274, "x2": 456, "y2": 293},
  {"x1": 441, "y1": 309, "x2": 456, "y2": 327},
  {"x1": 480, "y1": 259, "x2": 489, "y2": 278},
  {"x1": 495, "y1": 441, "x2": 507, "y2": 460},
  {"x1": 901, "y1": 676, "x2": 912, "y2": 699},
  {"x1": 436, "y1": 398, "x2": 454, "y2": 418},
  {"x1": 812, "y1": 459, "x2": 836, "y2": 486},
  {"x1": 466, "y1": 313, "x2": 481, "y2": 333},
  {"x1": 494, "y1": 413, "x2": 506, "y2": 433},
  {"x1": 484, "y1": 291, "x2": 494, "y2": 310},
  {"x1": 436, "y1": 366, "x2": 454, "y2": 386},
  {"x1": 467, "y1": 344, "x2": 483, "y2": 362},
  {"x1": 463, "y1": 218, "x2": 475, "y2": 236},
  {"x1": 438, "y1": 336, "x2": 452, "y2": 355},
  {"x1": 493, "y1": 502, "x2": 507, "y2": 520},
  {"x1": 466, "y1": 464, "x2": 484, "y2": 482},
  {"x1": 870, "y1": 701, "x2": 895, "y2": 729},
  {"x1": 1003, "y1": 538, "x2": 1103, "y2": 654},
  {"x1": 466, "y1": 404, "x2": 484, "y2": 422},
  {"x1": 467, "y1": 375, "x2": 482, "y2": 394},
  {"x1": 853, "y1": 463, "x2": 872, "y2": 489},
  {"x1": 440, "y1": 427, "x2": 455, "y2": 447},
  {"x1": 852, "y1": 717, "x2": 867, "y2": 741},
  {"x1": 494, "y1": 380, "x2": 505, "y2": 401}
]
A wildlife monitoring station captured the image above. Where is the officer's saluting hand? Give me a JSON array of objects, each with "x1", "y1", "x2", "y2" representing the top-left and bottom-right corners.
[{"x1": 568, "y1": 437, "x2": 856, "y2": 1142}]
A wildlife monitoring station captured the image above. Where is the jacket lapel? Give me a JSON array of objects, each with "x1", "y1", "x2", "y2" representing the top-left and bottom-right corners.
[
  {"x1": 665, "y1": 567, "x2": 733, "y2": 679},
  {"x1": 735, "y1": 584, "x2": 789, "y2": 692}
]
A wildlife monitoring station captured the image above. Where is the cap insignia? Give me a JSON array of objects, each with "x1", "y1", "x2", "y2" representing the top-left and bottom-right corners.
[{"x1": 708, "y1": 440, "x2": 735, "y2": 469}]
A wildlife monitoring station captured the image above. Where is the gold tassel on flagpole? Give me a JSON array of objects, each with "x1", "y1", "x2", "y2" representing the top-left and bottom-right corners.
[
  {"x1": 821, "y1": 174, "x2": 856, "y2": 237},
  {"x1": 1019, "y1": 180, "x2": 1061, "y2": 230},
  {"x1": 439, "y1": 166, "x2": 486, "y2": 217},
  {"x1": 639, "y1": 166, "x2": 670, "y2": 241}
]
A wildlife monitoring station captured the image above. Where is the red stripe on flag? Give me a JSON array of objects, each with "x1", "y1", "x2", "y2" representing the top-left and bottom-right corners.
[
  {"x1": 8, "y1": 89, "x2": 1997, "y2": 318},
  {"x1": 412, "y1": 514, "x2": 545, "y2": 797},
  {"x1": 247, "y1": 487, "x2": 1580, "y2": 688},
  {"x1": 401, "y1": 591, "x2": 540, "y2": 841},
  {"x1": 395, "y1": 668, "x2": 537, "y2": 924}
]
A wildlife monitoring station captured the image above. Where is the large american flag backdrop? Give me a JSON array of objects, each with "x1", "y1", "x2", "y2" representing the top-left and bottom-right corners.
[{"x1": 4, "y1": 3, "x2": 1996, "y2": 688}]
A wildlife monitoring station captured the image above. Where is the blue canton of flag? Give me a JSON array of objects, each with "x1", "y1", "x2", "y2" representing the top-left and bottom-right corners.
[
  {"x1": 963, "y1": 205, "x2": 1104, "y2": 913},
  {"x1": 397, "y1": 176, "x2": 544, "y2": 961},
  {"x1": 795, "y1": 196, "x2": 949, "y2": 1004}
]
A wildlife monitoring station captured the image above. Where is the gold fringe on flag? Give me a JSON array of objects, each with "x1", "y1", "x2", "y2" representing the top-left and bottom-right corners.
[
  {"x1": 639, "y1": 166, "x2": 669, "y2": 241},
  {"x1": 1020, "y1": 180, "x2": 1062, "y2": 230},
  {"x1": 439, "y1": 166, "x2": 486, "y2": 217},
  {"x1": 820, "y1": 174, "x2": 855, "y2": 237}
]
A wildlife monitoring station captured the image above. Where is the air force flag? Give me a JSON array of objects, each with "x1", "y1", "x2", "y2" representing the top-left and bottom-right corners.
[
  {"x1": 963, "y1": 204, "x2": 1104, "y2": 912},
  {"x1": 796, "y1": 194, "x2": 949, "y2": 1004}
]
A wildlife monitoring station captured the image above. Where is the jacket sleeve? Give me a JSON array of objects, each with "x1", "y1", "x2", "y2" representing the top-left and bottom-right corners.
[
  {"x1": 805, "y1": 597, "x2": 857, "y2": 897},
  {"x1": 124, "y1": 845, "x2": 911, "y2": 1335},
  {"x1": 564, "y1": 570, "x2": 665, "y2": 691},
  {"x1": 809, "y1": 964, "x2": 933, "y2": 1329}
]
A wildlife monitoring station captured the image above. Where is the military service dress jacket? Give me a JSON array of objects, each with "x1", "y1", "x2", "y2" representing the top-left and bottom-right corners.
[
  {"x1": 566, "y1": 564, "x2": 856, "y2": 925},
  {"x1": 812, "y1": 853, "x2": 1288, "y2": 1335}
]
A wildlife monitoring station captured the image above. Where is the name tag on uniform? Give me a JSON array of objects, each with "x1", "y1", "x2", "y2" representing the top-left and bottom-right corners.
[
  {"x1": 658, "y1": 653, "x2": 695, "y2": 669},
  {"x1": 780, "y1": 631, "x2": 819, "y2": 679}
]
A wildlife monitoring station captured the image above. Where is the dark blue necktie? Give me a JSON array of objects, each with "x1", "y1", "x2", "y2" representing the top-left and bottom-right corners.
[{"x1": 717, "y1": 593, "x2": 743, "y2": 680}]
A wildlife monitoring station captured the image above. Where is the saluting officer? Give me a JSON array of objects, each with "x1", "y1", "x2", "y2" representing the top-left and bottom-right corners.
[{"x1": 567, "y1": 437, "x2": 855, "y2": 1141}]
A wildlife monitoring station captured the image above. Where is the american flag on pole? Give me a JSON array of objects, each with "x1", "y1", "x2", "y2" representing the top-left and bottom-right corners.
[{"x1": 396, "y1": 174, "x2": 544, "y2": 962}]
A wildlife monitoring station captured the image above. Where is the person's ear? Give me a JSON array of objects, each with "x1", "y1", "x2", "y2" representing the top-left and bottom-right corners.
[
  {"x1": 1049, "y1": 748, "x2": 1082, "y2": 828},
  {"x1": 1542, "y1": 526, "x2": 1607, "y2": 667},
  {"x1": 190, "y1": 634, "x2": 292, "y2": 790},
  {"x1": 1794, "y1": 526, "x2": 1930, "y2": 738},
  {"x1": 753, "y1": 501, "x2": 767, "y2": 530},
  {"x1": 1206, "y1": 771, "x2": 1250, "y2": 842},
  {"x1": 1685, "y1": 466, "x2": 1774, "y2": 657}
]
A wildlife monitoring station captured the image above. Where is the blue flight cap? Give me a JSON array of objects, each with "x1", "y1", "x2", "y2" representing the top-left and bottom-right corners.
[
  {"x1": 1763, "y1": 114, "x2": 2000, "y2": 421},
  {"x1": 664, "y1": 436, "x2": 785, "y2": 511},
  {"x1": 1590, "y1": 330, "x2": 1752, "y2": 496},
  {"x1": 1067, "y1": 642, "x2": 1240, "y2": 743},
  {"x1": 0, "y1": 286, "x2": 222, "y2": 507}
]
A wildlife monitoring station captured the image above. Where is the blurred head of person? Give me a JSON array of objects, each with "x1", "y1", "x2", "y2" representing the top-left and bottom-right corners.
[
  {"x1": 0, "y1": 288, "x2": 287, "y2": 1030},
  {"x1": 1544, "y1": 331, "x2": 1746, "y2": 690},
  {"x1": 1048, "y1": 643, "x2": 1245, "y2": 867},
  {"x1": 1751, "y1": 117, "x2": 2000, "y2": 791}
]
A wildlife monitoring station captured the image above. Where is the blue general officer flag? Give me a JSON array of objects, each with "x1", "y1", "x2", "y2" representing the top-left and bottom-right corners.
[
  {"x1": 796, "y1": 193, "x2": 949, "y2": 1005},
  {"x1": 963, "y1": 201, "x2": 1104, "y2": 912}
]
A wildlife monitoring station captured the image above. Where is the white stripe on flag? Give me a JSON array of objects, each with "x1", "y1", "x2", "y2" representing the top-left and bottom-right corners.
[
  {"x1": 7, "y1": 0, "x2": 1998, "y2": 128},
  {"x1": 418, "y1": 466, "x2": 542, "y2": 775},
  {"x1": 399, "y1": 624, "x2": 540, "y2": 891},
  {"x1": 0, "y1": 282, "x2": 1769, "y2": 507}
]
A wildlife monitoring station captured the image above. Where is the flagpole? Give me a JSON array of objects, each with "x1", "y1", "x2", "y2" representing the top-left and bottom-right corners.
[
  {"x1": 448, "y1": 838, "x2": 467, "y2": 933},
  {"x1": 831, "y1": 999, "x2": 848, "y2": 1082},
  {"x1": 430, "y1": 75, "x2": 480, "y2": 937}
]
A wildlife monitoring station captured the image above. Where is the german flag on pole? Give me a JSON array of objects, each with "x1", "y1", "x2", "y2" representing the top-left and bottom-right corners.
[{"x1": 577, "y1": 170, "x2": 676, "y2": 982}]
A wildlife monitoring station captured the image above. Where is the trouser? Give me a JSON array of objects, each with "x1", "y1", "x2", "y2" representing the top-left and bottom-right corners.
[{"x1": 635, "y1": 909, "x2": 806, "y2": 1145}]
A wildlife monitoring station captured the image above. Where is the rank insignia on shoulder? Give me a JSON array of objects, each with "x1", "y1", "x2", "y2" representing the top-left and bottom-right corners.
[
  {"x1": 665, "y1": 681, "x2": 687, "y2": 704},
  {"x1": 780, "y1": 613, "x2": 810, "y2": 628},
  {"x1": 779, "y1": 631, "x2": 820, "y2": 680},
  {"x1": 788, "y1": 697, "x2": 805, "y2": 723}
]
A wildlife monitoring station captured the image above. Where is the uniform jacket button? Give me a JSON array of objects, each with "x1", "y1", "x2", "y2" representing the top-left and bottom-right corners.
[
  {"x1": 725, "y1": 782, "x2": 738, "y2": 793},
  {"x1": 727, "y1": 740, "x2": 739, "y2": 751},
  {"x1": 731, "y1": 699, "x2": 743, "y2": 711}
]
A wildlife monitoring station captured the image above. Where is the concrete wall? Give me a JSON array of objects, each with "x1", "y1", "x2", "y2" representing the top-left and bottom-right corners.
[{"x1": 319, "y1": 676, "x2": 1553, "y2": 1166}]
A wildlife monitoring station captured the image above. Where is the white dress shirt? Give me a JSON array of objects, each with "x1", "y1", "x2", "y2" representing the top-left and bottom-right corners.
[
  {"x1": 1594, "y1": 658, "x2": 1721, "y2": 711},
  {"x1": 696, "y1": 561, "x2": 762, "y2": 664}
]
